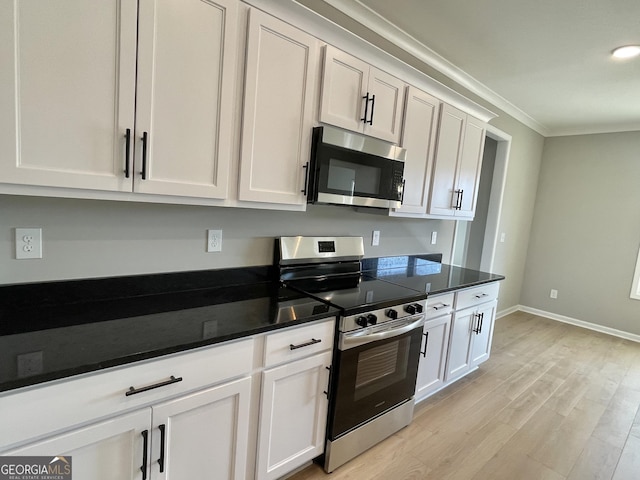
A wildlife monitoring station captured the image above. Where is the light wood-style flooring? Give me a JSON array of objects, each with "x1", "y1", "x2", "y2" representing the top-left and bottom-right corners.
[{"x1": 288, "y1": 311, "x2": 640, "y2": 480}]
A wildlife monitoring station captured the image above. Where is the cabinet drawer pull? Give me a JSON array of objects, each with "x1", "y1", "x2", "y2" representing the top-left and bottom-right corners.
[
  {"x1": 368, "y1": 94, "x2": 375, "y2": 125},
  {"x1": 474, "y1": 293, "x2": 489, "y2": 299},
  {"x1": 126, "y1": 375, "x2": 183, "y2": 396},
  {"x1": 157, "y1": 424, "x2": 166, "y2": 473},
  {"x1": 124, "y1": 128, "x2": 131, "y2": 178},
  {"x1": 140, "y1": 429, "x2": 149, "y2": 480},
  {"x1": 141, "y1": 131, "x2": 148, "y2": 180},
  {"x1": 290, "y1": 338, "x2": 321, "y2": 350},
  {"x1": 432, "y1": 303, "x2": 450, "y2": 310}
]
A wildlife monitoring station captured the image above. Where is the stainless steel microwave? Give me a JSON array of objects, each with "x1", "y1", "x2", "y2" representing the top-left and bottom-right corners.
[{"x1": 306, "y1": 126, "x2": 406, "y2": 209}]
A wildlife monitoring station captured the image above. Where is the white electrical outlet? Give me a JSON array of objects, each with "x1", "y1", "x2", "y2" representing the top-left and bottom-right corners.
[
  {"x1": 15, "y1": 228, "x2": 42, "y2": 259},
  {"x1": 372, "y1": 230, "x2": 380, "y2": 246},
  {"x1": 500, "y1": 232, "x2": 506, "y2": 243},
  {"x1": 550, "y1": 289, "x2": 558, "y2": 299},
  {"x1": 207, "y1": 229, "x2": 222, "y2": 252},
  {"x1": 431, "y1": 232, "x2": 438, "y2": 245}
]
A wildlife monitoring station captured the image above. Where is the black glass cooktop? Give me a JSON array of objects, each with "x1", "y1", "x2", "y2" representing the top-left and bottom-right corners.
[
  {"x1": 286, "y1": 274, "x2": 427, "y2": 316},
  {"x1": 362, "y1": 256, "x2": 505, "y2": 294}
]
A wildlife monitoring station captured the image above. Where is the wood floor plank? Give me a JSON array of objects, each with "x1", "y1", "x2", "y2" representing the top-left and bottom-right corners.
[
  {"x1": 530, "y1": 397, "x2": 607, "y2": 476},
  {"x1": 566, "y1": 436, "x2": 622, "y2": 480},
  {"x1": 612, "y1": 433, "x2": 640, "y2": 480}
]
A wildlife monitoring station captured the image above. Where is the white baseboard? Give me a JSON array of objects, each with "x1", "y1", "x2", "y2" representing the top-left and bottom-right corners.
[
  {"x1": 515, "y1": 305, "x2": 640, "y2": 344},
  {"x1": 496, "y1": 305, "x2": 520, "y2": 319}
]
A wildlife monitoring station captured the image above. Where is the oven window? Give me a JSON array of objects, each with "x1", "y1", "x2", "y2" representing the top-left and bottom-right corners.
[
  {"x1": 354, "y1": 337, "x2": 409, "y2": 401},
  {"x1": 327, "y1": 159, "x2": 381, "y2": 195}
]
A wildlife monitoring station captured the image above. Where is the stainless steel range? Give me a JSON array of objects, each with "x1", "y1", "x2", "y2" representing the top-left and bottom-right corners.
[{"x1": 275, "y1": 236, "x2": 427, "y2": 472}]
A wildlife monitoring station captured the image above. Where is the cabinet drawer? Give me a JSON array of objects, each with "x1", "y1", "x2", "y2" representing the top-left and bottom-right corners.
[
  {"x1": 425, "y1": 292, "x2": 455, "y2": 319},
  {"x1": 0, "y1": 337, "x2": 254, "y2": 450},
  {"x1": 264, "y1": 318, "x2": 334, "y2": 367},
  {"x1": 455, "y1": 282, "x2": 500, "y2": 311}
]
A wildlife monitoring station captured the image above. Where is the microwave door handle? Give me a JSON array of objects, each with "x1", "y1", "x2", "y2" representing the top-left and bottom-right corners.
[{"x1": 400, "y1": 179, "x2": 406, "y2": 204}]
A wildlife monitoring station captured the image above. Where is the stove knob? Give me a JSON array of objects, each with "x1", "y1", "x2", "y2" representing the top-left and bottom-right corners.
[
  {"x1": 386, "y1": 309, "x2": 398, "y2": 319},
  {"x1": 404, "y1": 304, "x2": 417, "y2": 315},
  {"x1": 414, "y1": 303, "x2": 424, "y2": 314},
  {"x1": 356, "y1": 316, "x2": 368, "y2": 328},
  {"x1": 367, "y1": 314, "x2": 378, "y2": 325}
]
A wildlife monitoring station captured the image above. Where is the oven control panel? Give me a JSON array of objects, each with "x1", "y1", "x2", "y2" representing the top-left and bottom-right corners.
[{"x1": 340, "y1": 299, "x2": 427, "y2": 333}]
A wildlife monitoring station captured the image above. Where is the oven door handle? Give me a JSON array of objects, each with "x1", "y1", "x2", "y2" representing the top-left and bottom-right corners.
[{"x1": 340, "y1": 314, "x2": 426, "y2": 350}]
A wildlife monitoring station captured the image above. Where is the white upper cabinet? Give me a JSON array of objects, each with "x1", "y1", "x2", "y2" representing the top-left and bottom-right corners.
[
  {"x1": 134, "y1": 0, "x2": 238, "y2": 199},
  {"x1": 319, "y1": 45, "x2": 404, "y2": 144},
  {"x1": 238, "y1": 8, "x2": 320, "y2": 206},
  {"x1": 391, "y1": 86, "x2": 441, "y2": 215},
  {"x1": 428, "y1": 103, "x2": 486, "y2": 219},
  {"x1": 0, "y1": 0, "x2": 137, "y2": 192},
  {"x1": 0, "y1": 0, "x2": 238, "y2": 200}
]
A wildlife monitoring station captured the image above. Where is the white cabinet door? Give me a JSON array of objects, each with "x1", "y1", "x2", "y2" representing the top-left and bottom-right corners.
[
  {"x1": 445, "y1": 307, "x2": 474, "y2": 382},
  {"x1": 0, "y1": 0, "x2": 137, "y2": 192},
  {"x1": 429, "y1": 103, "x2": 465, "y2": 216},
  {"x1": 428, "y1": 103, "x2": 486, "y2": 219},
  {"x1": 392, "y1": 86, "x2": 440, "y2": 215},
  {"x1": 319, "y1": 46, "x2": 404, "y2": 143},
  {"x1": 319, "y1": 45, "x2": 369, "y2": 133},
  {"x1": 134, "y1": 0, "x2": 238, "y2": 198},
  {"x1": 455, "y1": 115, "x2": 486, "y2": 219},
  {"x1": 238, "y1": 9, "x2": 319, "y2": 205},
  {"x1": 469, "y1": 300, "x2": 497, "y2": 367},
  {"x1": 415, "y1": 315, "x2": 451, "y2": 401},
  {"x1": 150, "y1": 377, "x2": 252, "y2": 480},
  {"x1": 256, "y1": 351, "x2": 331, "y2": 480},
  {"x1": 363, "y1": 67, "x2": 404, "y2": 143},
  {"x1": 4, "y1": 409, "x2": 150, "y2": 480}
]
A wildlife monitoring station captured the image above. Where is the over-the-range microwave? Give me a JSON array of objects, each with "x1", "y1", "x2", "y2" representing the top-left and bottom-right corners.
[{"x1": 306, "y1": 126, "x2": 406, "y2": 209}]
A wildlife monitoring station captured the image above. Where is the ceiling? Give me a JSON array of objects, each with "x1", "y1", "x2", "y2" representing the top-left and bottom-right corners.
[{"x1": 320, "y1": 0, "x2": 640, "y2": 136}]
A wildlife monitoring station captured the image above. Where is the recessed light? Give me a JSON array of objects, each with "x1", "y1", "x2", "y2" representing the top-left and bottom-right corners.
[{"x1": 612, "y1": 45, "x2": 640, "y2": 59}]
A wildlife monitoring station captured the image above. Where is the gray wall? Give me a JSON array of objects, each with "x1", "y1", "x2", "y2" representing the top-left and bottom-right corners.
[
  {"x1": 521, "y1": 132, "x2": 640, "y2": 334},
  {"x1": 1, "y1": 195, "x2": 453, "y2": 284}
]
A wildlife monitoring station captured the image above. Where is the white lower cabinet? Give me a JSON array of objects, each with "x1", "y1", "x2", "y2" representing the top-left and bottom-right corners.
[
  {"x1": 255, "y1": 319, "x2": 334, "y2": 480},
  {"x1": 4, "y1": 409, "x2": 150, "y2": 480},
  {"x1": 150, "y1": 377, "x2": 252, "y2": 480},
  {"x1": 415, "y1": 282, "x2": 500, "y2": 402},
  {"x1": 256, "y1": 351, "x2": 332, "y2": 480},
  {"x1": 5, "y1": 378, "x2": 252, "y2": 480},
  {"x1": 415, "y1": 315, "x2": 451, "y2": 402}
]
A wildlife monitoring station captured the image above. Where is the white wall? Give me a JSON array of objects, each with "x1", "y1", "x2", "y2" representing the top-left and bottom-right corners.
[
  {"x1": 1, "y1": 195, "x2": 453, "y2": 284},
  {"x1": 521, "y1": 131, "x2": 640, "y2": 335}
]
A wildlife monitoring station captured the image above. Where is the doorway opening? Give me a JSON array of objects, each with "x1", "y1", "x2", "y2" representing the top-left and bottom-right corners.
[{"x1": 451, "y1": 125, "x2": 511, "y2": 271}]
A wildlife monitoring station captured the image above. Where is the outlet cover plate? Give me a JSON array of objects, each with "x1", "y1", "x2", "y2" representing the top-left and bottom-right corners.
[{"x1": 15, "y1": 228, "x2": 42, "y2": 259}]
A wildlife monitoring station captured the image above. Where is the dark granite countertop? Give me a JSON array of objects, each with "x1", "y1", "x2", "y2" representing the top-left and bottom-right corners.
[
  {"x1": 362, "y1": 255, "x2": 505, "y2": 294},
  {"x1": 0, "y1": 257, "x2": 503, "y2": 394},
  {"x1": 0, "y1": 266, "x2": 338, "y2": 393}
]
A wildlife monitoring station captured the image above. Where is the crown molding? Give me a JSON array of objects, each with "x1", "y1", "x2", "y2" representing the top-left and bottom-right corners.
[
  {"x1": 321, "y1": 0, "x2": 553, "y2": 135},
  {"x1": 546, "y1": 123, "x2": 640, "y2": 137}
]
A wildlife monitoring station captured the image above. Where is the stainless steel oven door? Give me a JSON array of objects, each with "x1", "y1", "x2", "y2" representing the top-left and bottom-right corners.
[{"x1": 328, "y1": 314, "x2": 425, "y2": 440}]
